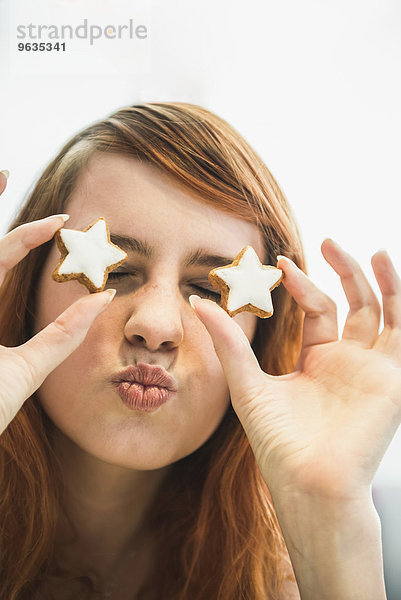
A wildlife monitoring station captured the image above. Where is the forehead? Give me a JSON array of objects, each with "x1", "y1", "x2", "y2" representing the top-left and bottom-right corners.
[{"x1": 65, "y1": 154, "x2": 265, "y2": 264}]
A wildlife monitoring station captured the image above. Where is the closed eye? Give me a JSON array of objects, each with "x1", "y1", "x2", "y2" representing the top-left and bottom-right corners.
[
  {"x1": 107, "y1": 271, "x2": 221, "y2": 303},
  {"x1": 191, "y1": 285, "x2": 221, "y2": 303},
  {"x1": 107, "y1": 270, "x2": 132, "y2": 280}
]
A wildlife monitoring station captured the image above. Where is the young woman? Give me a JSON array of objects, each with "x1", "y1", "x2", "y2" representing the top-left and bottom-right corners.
[{"x1": 0, "y1": 102, "x2": 397, "y2": 600}]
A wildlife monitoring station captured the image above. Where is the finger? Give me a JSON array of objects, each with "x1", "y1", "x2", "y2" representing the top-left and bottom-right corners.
[
  {"x1": 276, "y1": 255, "x2": 338, "y2": 349},
  {"x1": 0, "y1": 170, "x2": 8, "y2": 195},
  {"x1": 371, "y1": 250, "x2": 401, "y2": 331},
  {"x1": 321, "y1": 239, "x2": 381, "y2": 347},
  {"x1": 0, "y1": 214, "x2": 69, "y2": 286},
  {"x1": 6, "y1": 290, "x2": 116, "y2": 423},
  {"x1": 188, "y1": 295, "x2": 268, "y2": 407}
]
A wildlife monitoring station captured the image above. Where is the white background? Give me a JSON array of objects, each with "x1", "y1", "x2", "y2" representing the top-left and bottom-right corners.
[{"x1": 0, "y1": 0, "x2": 401, "y2": 594}]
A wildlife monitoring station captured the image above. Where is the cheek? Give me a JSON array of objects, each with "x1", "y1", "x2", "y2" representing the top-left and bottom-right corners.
[
  {"x1": 35, "y1": 309, "x2": 121, "y2": 440},
  {"x1": 182, "y1": 308, "x2": 256, "y2": 414},
  {"x1": 184, "y1": 315, "x2": 230, "y2": 415},
  {"x1": 186, "y1": 313, "x2": 223, "y2": 376},
  {"x1": 34, "y1": 247, "x2": 88, "y2": 333}
]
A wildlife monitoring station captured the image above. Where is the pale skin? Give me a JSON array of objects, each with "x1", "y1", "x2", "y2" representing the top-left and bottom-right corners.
[
  {"x1": 0, "y1": 160, "x2": 399, "y2": 598},
  {"x1": 5, "y1": 157, "x2": 263, "y2": 597}
]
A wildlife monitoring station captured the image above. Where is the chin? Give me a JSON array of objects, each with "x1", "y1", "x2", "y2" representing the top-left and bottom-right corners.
[{"x1": 85, "y1": 439, "x2": 184, "y2": 471}]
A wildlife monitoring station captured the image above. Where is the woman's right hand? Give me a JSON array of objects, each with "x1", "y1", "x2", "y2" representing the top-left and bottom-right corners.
[{"x1": 0, "y1": 176, "x2": 115, "y2": 434}]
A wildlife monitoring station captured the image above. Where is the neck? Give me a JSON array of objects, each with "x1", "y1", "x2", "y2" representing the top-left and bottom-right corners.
[{"x1": 51, "y1": 426, "x2": 170, "y2": 581}]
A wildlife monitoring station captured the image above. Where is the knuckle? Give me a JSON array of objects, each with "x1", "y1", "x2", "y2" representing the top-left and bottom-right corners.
[
  {"x1": 0, "y1": 227, "x2": 31, "y2": 270},
  {"x1": 342, "y1": 268, "x2": 358, "y2": 283},
  {"x1": 349, "y1": 295, "x2": 381, "y2": 319},
  {"x1": 51, "y1": 316, "x2": 74, "y2": 340},
  {"x1": 325, "y1": 295, "x2": 337, "y2": 313},
  {"x1": 299, "y1": 285, "x2": 337, "y2": 317},
  {"x1": 343, "y1": 254, "x2": 363, "y2": 275},
  {"x1": 14, "y1": 225, "x2": 34, "y2": 251},
  {"x1": 371, "y1": 297, "x2": 382, "y2": 318},
  {"x1": 217, "y1": 326, "x2": 250, "y2": 357},
  {"x1": 348, "y1": 298, "x2": 364, "y2": 311},
  {"x1": 384, "y1": 309, "x2": 401, "y2": 331},
  {"x1": 314, "y1": 294, "x2": 337, "y2": 316},
  {"x1": 8, "y1": 349, "x2": 37, "y2": 394}
]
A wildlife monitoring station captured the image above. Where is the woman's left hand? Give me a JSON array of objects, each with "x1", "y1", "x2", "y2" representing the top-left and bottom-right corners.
[{"x1": 190, "y1": 238, "x2": 401, "y2": 504}]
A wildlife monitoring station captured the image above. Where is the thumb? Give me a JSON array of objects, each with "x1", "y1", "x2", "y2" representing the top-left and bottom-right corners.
[
  {"x1": 0, "y1": 290, "x2": 116, "y2": 435},
  {"x1": 14, "y1": 289, "x2": 116, "y2": 396},
  {"x1": 189, "y1": 295, "x2": 266, "y2": 407}
]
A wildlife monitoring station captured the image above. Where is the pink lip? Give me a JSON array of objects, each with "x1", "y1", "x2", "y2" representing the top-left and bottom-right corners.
[{"x1": 112, "y1": 363, "x2": 178, "y2": 412}]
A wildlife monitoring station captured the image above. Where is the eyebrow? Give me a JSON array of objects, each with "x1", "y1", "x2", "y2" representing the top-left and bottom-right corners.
[{"x1": 109, "y1": 233, "x2": 234, "y2": 269}]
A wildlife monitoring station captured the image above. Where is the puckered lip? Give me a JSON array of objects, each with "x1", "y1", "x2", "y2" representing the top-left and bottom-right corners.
[{"x1": 111, "y1": 362, "x2": 178, "y2": 392}]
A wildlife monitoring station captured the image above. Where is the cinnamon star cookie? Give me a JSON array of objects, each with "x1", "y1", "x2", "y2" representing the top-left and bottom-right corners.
[
  {"x1": 208, "y1": 246, "x2": 283, "y2": 318},
  {"x1": 52, "y1": 217, "x2": 128, "y2": 293}
]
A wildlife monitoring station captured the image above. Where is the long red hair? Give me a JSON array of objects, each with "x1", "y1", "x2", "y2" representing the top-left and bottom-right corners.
[{"x1": 0, "y1": 102, "x2": 305, "y2": 599}]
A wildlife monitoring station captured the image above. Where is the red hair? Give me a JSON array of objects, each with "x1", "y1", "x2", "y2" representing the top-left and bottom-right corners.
[{"x1": 0, "y1": 103, "x2": 305, "y2": 599}]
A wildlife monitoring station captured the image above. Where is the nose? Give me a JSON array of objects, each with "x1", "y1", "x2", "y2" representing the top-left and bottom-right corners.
[{"x1": 123, "y1": 281, "x2": 184, "y2": 352}]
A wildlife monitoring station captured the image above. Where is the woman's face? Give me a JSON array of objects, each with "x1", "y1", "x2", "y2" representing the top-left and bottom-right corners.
[{"x1": 35, "y1": 154, "x2": 265, "y2": 470}]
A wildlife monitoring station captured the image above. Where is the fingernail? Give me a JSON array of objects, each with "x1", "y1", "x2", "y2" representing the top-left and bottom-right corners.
[
  {"x1": 105, "y1": 288, "x2": 116, "y2": 303},
  {"x1": 189, "y1": 294, "x2": 202, "y2": 309},
  {"x1": 0, "y1": 169, "x2": 9, "y2": 180},
  {"x1": 43, "y1": 213, "x2": 70, "y2": 222},
  {"x1": 95, "y1": 289, "x2": 116, "y2": 316},
  {"x1": 277, "y1": 255, "x2": 290, "y2": 263}
]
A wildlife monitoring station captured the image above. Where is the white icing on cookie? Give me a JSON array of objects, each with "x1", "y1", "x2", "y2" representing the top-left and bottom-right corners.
[
  {"x1": 211, "y1": 246, "x2": 282, "y2": 315},
  {"x1": 56, "y1": 219, "x2": 127, "y2": 290}
]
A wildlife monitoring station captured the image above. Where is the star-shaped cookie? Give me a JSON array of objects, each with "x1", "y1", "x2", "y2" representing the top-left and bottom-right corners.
[
  {"x1": 208, "y1": 246, "x2": 283, "y2": 318},
  {"x1": 52, "y1": 217, "x2": 128, "y2": 293}
]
